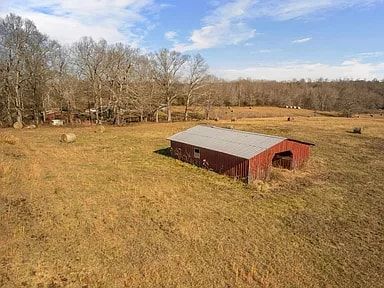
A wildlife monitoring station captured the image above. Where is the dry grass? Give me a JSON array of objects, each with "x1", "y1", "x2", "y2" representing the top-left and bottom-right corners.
[
  {"x1": 173, "y1": 105, "x2": 315, "y2": 120},
  {"x1": 1, "y1": 114, "x2": 384, "y2": 287},
  {"x1": 0, "y1": 133, "x2": 19, "y2": 145}
]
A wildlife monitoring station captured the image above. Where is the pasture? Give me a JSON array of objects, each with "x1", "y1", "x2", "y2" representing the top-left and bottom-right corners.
[{"x1": 1, "y1": 111, "x2": 383, "y2": 287}]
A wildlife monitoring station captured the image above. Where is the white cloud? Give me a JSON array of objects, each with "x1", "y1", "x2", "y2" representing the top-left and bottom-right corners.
[
  {"x1": 174, "y1": 0, "x2": 256, "y2": 52},
  {"x1": 250, "y1": 49, "x2": 274, "y2": 54},
  {"x1": 176, "y1": 0, "x2": 383, "y2": 51},
  {"x1": 213, "y1": 60, "x2": 384, "y2": 81},
  {"x1": 356, "y1": 51, "x2": 384, "y2": 58},
  {"x1": 292, "y1": 37, "x2": 312, "y2": 44},
  {"x1": 0, "y1": 0, "x2": 159, "y2": 45},
  {"x1": 258, "y1": 49, "x2": 272, "y2": 53},
  {"x1": 165, "y1": 31, "x2": 178, "y2": 42},
  {"x1": 253, "y1": 0, "x2": 383, "y2": 20}
]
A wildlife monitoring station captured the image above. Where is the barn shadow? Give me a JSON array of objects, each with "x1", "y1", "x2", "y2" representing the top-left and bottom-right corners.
[{"x1": 154, "y1": 147, "x2": 172, "y2": 157}]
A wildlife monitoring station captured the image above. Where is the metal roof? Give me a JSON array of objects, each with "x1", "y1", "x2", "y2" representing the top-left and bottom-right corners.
[{"x1": 167, "y1": 125, "x2": 287, "y2": 159}]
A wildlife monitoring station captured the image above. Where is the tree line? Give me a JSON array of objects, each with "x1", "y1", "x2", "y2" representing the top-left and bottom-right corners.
[{"x1": 1, "y1": 14, "x2": 383, "y2": 126}]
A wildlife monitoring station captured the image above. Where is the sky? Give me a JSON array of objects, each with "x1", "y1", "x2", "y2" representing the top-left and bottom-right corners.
[{"x1": 1, "y1": 0, "x2": 384, "y2": 80}]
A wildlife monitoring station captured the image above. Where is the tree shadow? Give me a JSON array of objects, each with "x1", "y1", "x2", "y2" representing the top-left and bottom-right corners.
[{"x1": 154, "y1": 147, "x2": 172, "y2": 157}]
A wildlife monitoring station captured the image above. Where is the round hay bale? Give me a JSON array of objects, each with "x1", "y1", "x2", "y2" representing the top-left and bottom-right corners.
[
  {"x1": 95, "y1": 125, "x2": 105, "y2": 133},
  {"x1": 25, "y1": 124, "x2": 37, "y2": 129},
  {"x1": 13, "y1": 122, "x2": 23, "y2": 129},
  {"x1": 61, "y1": 133, "x2": 76, "y2": 143}
]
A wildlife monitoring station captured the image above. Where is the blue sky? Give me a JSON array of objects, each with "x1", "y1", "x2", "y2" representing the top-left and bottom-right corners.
[{"x1": 1, "y1": 0, "x2": 384, "y2": 80}]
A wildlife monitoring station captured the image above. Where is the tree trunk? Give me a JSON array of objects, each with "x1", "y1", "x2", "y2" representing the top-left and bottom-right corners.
[
  {"x1": 115, "y1": 83, "x2": 123, "y2": 125},
  {"x1": 6, "y1": 93, "x2": 12, "y2": 126},
  {"x1": 116, "y1": 106, "x2": 121, "y2": 125},
  {"x1": 98, "y1": 82, "x2": 103, "y2": 123},
  {"x1": 167, "y1": 96, "x2": 172, "y2": 122},
  {"x1": 205, "y1": 109, "x2": 210, "y2": 120},
  {"x1": 155, "y1": 109, "x2": 159, "y2": 123},
  {"x1": 88, "y1": 101, "x2": 92, "y2": 124},
  {"x1": 34, "y1": 109, "x2": 40, "y2": 125},
  {"x1": 15, "y1": 71, "x2": 23, "y2": 124},
  {"x1": 95, "y1": 95, "x2": 99, "y2": 124},
  {"x1": 184, "y1": 96, "x2": 190, "y2": 121},
  {"x1": 205, "y1": 101, "x2": 211, "y2": 120},
  {"x1": 67, "y1": 100, "x2": 73, "y2": 125}
]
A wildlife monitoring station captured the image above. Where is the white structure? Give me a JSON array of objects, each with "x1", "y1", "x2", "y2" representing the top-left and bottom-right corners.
[{"x1": 51, "y1": 119, "x2": 64, "y2": 126}]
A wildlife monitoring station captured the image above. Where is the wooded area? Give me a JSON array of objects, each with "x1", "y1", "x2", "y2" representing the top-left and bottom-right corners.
[{"x1": 1, "y1": 14, "x2": 383, "y2": 126}]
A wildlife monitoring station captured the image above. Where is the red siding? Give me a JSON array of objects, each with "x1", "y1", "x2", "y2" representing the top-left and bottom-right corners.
[
  {"x1": 170, "y1": 139, "x2": 311, "y2": 183},
  {"x1": 249, "y1": 139, "x2": 310, "y2": 181},
  {"x1": 170, "y1": 141, "x2": 249, "y2": 181}
]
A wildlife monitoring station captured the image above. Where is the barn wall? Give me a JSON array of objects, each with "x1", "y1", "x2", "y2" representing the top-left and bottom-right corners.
[
  {"x1": 170, "y1": 141, "x2": 249, "y2": 181},
  {"x1": 249, "y1": 140, "x2": 311, "y2": 181}
]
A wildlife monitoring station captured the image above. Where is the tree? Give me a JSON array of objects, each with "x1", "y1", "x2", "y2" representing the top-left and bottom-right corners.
[
  {"x1": 199, "y1": 75, "x2": 221, "y2": 120},
  {"x1": 183, "y1": 54, "x2": 209, "y2": 121},
  {"x1": 0, "y1": 14, "x2": 49, "y2": 125},
  {"x1": 104, "y1": 43, "x2": 138, "y2": 125},
  {"x1": 129, "y1": 54, "x2": 160, "y2": 122},
  {"x1": 71, "y1": 37, "x2": 107, "y2": 123},
  {"x1": 151, "y1": 49, "x2": 187, "y2": 122}
]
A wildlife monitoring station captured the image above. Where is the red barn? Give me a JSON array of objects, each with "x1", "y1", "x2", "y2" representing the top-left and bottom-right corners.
[{"x1": 167, "y1": 125, "x2": 314, "y2": 183}]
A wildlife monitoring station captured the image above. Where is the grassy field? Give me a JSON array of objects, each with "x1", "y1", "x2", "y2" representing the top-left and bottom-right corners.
[
  {"x1": 172, "y1": 106, "x2": 316, "y2": 120},
  {"x1": 1, "y1": 111, "x2": 384, "y2": 287}
]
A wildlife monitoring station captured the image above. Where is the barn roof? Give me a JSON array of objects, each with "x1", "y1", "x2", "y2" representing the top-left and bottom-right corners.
[{"x1": 168, "y1": 125, "x2": 292, "y2": 159}]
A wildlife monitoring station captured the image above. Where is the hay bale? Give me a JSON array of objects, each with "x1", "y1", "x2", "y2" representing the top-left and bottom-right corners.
[
  {"x1": 13, "y1": 122, "x2": 23, "y2": 129},
  {"x1": 61, "y1": 133, "x2": 76, "y2": 143},
  {"x1": 25, "y1": 124, "x2": 36, "y2": 129},
  {"x1": 352, "y1": 127, "x2": 362, "y2": 134},
  {"x1": 95, "y1": 125, "x2": 105, "y2": 133},
  {"x1": 231, "y1": 117, "x2": 237, "y2": 122}
]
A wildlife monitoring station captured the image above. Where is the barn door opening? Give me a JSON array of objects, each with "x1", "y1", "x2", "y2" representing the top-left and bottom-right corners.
[{"x1": 272, "y1": 151, "x2": 293, "y2": 170}]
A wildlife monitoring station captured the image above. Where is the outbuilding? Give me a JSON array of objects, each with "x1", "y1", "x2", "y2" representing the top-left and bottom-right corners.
[{"x1": 167, "y1": 125, "x2": 314, "y2": 183}]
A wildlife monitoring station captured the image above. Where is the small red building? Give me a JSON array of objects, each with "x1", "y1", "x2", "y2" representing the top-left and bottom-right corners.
[{"x1": 167, "y1": 125, "x2": 314, "y2": 183}]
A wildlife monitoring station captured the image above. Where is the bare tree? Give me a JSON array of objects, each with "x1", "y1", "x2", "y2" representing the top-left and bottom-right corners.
[
  {"x1": 71, "y1": 37, "x2": 107, "y2": 123},
  {"x1": 129, "y1": 54, "x2": 160, "y2": 122},
  {"x1": 104, "y1": 43, "x2": 138, "y2": 125},
  {"x1": 0, "y1": 13, "x2": 58, "y2": 125},
  {"x1": 183, "y1": 54, "x2": 209, "y2": 121},
  {"x1": 200, "y1": 75, "x2": 221, "y2": 120},
  {"x1": 151, "y1": 49, "x2": 187, "y2": 122},
  {"x1": 0, "y1": 14, "x2": 34, "y2": 124}
]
